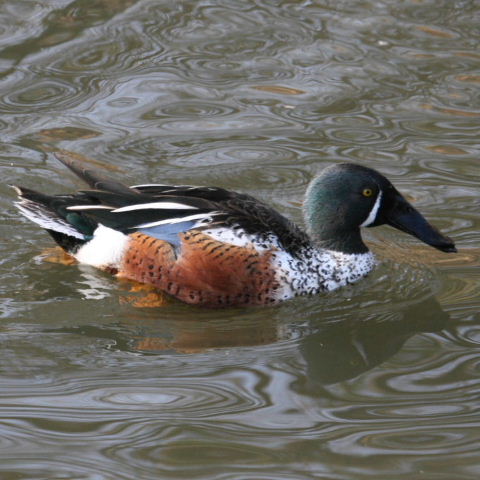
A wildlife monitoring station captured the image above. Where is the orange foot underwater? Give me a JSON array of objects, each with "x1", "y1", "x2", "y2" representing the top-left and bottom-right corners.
[
  {"x1": 118, "y1": 280, "x2": 171, "y2": 308},
  {"x1": 38, "y1": 246, "x2": 77, "y2": 266}
]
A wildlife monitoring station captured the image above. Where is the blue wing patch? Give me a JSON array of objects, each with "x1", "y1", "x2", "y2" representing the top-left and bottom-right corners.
[{"x1": 137, "y1": 219, "x2": 198, "y2": 248}]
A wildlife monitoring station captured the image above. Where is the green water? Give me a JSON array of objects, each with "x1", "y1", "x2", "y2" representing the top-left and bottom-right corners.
[{"x1": 0, "y1": 1, "x2": 479, "y2": 479}]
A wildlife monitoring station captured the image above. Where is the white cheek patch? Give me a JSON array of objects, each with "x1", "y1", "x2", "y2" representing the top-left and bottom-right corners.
[{"x1": 360, "y1": 190, "x2": 383, "y2": 227}]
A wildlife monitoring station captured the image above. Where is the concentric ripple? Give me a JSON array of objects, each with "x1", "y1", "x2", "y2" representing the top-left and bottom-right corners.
[
  {"x1": 0, "y1": 0, "x2": 479, "y2": 479},
  {"x1": 0, "y1": 75, "x2": 83, "y2": 113}
]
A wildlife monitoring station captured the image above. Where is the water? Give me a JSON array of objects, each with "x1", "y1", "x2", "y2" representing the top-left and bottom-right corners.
[{"x1": 0, "y1": 0, "x2": 479, "y2": 478}]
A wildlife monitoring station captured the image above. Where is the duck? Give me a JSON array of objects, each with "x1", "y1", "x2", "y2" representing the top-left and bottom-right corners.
[{"x1": 13, "y1": 154, "x2": 456, "y2": 308}]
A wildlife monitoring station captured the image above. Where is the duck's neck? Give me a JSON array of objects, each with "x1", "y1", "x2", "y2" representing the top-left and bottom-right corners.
[
  {"x1": 302, "y1": 191, "x2": 369, "y2": 254},
  {"x1": 308, "y1": 228, "x2": 368, "y2": 254}
]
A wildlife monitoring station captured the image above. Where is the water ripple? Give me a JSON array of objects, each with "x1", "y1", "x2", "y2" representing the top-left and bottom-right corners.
[
  {"x1": 0, "y1": 74, "x2": 82, "y2": 113},
  {"x1": 0, "y1": 1, "x2": 479, "y2": 479},
  {"x1": 1, "y1": 367, "x2": 269, "y2": 419},
  {"x1": 144, "y1": 100, "x2": 237, "y2": 120}
]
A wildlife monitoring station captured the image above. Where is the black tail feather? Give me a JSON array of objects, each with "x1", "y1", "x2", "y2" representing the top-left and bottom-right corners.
[
  {"x1": 13, "y1": 185, "x2": 90, "y2": 253},
  {"x1": 54, "y1": 152, "x2": 135, "y2": 195},
  {"x1": 46, "y1": 230, "x2": 84, "y2": 253}
]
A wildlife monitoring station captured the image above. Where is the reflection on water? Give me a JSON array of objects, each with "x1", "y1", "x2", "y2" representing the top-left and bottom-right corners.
[
  {"x1": 298, "y1": 295, "x2": 448, "y2": 387},
  {"x1": 0, "y1": 0, "x2": 479, "y2": 479},
  {"x1": 55, "y1": 292, "x2": 449, "y2": 386}
]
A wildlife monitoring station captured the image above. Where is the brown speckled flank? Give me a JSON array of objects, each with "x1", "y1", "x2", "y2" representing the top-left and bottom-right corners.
[{"x1": 120, "y1": 231, "x2": 280, "y2": 307}]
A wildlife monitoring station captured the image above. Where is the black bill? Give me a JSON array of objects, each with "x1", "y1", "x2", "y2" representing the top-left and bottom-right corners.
[{"x1": 384, "y1": 193, "x2": 457, "y2": 253}]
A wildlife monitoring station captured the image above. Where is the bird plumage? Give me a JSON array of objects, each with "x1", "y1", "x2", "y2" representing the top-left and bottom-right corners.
[{"x1": 12, "y1": 154, "x2": 456, "y2": 308}]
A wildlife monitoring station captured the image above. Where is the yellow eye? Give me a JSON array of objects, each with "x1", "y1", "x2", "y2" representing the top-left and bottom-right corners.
[{"x1": 362, "y1": 188, "x2": 374, "y2": 197}]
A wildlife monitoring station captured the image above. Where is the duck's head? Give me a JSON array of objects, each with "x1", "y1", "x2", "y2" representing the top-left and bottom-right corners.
[{"x1": 303, "y1": 163, "x2": 456, "y2": 255}]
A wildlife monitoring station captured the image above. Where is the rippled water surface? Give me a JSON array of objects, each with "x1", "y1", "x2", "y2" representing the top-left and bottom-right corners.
[{"x1": 0, "y1": 1, "x2": 479, "y2": 479}]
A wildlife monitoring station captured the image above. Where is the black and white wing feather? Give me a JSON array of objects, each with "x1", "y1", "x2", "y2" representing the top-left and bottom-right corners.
[{"x1": 15, "y1": 154, "x2": 310, "y2": 255}]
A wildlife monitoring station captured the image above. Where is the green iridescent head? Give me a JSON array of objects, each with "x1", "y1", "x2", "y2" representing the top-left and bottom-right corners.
[{"x1": 303, "y1": 163, "x2": 456, "y2": 255}]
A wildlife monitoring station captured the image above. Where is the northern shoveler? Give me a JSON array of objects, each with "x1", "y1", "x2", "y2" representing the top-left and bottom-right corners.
[{"x1": 13, "y1": 155, "x2": 456, "y2": 307}]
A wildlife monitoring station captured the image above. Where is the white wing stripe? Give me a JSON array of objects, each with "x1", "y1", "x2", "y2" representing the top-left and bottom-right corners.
[
  {"x1": 135, "y1": 213, "x2": 214, "y2": 229},
  {"x1": 67, "y1": 205, "x2": 114, "y2": 211},
  {"x1": 131, "y1": 184, "x2": 216, "y2": 191},
  {"x1": 113, "y1": 202, "x2": 198, "y2": 212},
  {"x1": 130, "y1": 183, "x2": 170, "y2": 188}
]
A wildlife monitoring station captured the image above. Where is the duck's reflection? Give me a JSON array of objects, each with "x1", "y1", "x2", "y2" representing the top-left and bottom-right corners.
[
  {"x1": 296, "y1": 294, "x2": 448, "y2": 387},
  {"x1": 55, "y1": 281, "x2": 448, "y2": 386}
]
